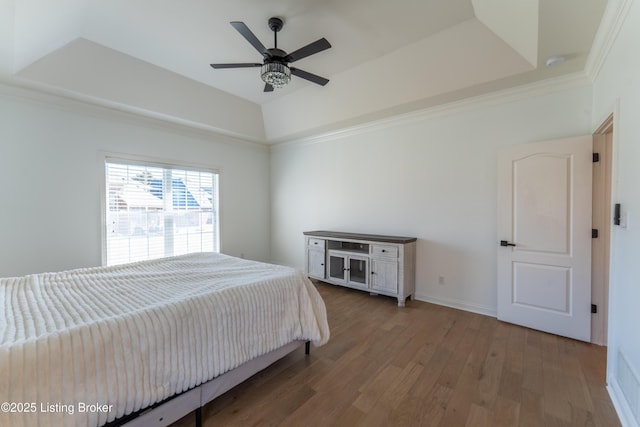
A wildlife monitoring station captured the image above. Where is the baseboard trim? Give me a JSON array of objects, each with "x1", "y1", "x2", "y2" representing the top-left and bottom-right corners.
[
  {"x1": 414, "y1": 293, "x2": 497, "y2": 318},
  {"x1": 608, "y1": 378, "x2": 638, "y2": 427}
]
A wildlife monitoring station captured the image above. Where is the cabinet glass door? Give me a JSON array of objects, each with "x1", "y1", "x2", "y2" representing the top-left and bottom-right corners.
[
  {"x1": 329, "y1": 255, "x2": 346, "y2": 281},
  {"x1": 349, "y1": 257, "x2": 367, "y2": 285}
]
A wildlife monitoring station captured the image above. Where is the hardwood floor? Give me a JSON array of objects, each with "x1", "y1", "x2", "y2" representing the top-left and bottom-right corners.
[{"x1": 172, "y1": 282, "x2": 620, "y2": 427}]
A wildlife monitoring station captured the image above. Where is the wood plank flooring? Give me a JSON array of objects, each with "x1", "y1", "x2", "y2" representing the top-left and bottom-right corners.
[{"x1": 171, "y1": 282, "x2": 620, "y2": 427}]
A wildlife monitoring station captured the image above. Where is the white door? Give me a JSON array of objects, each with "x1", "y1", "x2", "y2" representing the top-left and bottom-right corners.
[{"x1": 497, "y1": 136, "x2": 592, "y2": 342}]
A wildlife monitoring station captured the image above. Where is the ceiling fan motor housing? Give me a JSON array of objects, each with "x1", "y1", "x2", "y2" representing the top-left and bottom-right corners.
[
  {"x1": 268, "y1": 17, "x2": 284, "y2": 32},
  {"x1": 266, "y1": 48, "x2": 287, "y2": 62}
]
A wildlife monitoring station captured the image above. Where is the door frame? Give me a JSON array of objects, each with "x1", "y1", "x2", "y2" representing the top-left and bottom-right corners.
[{"x1": 592, "y1": 113, "x2": 615, "y2": 345}]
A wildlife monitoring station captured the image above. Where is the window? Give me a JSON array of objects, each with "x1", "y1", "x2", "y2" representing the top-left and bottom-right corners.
[{"x1": 104, "y1": 158, "x2": 219, "y2": 266}]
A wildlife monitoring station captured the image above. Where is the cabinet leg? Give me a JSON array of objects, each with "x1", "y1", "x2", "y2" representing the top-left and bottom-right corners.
[{"x1": 397, "y1": 297, "x2": 406, "y2": 307}]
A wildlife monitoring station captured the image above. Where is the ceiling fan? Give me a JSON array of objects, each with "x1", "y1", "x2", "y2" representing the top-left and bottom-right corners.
[{"x1": 210, "y1": 17, "x2": 331, "y2": 92}]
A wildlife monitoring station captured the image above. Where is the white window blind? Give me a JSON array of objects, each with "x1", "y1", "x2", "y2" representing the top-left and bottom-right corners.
[{"x1": 105, "y1": 160, "x2": 219, "y2": 266}]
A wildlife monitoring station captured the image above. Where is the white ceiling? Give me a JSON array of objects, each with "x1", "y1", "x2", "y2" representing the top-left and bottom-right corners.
[{"x1": 2, "y1": 0, "x2": 608, "y2": 142}]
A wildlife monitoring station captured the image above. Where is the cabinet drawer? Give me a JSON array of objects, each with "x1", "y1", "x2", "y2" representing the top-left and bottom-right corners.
[
  {"x1": 371, "y1": 244, "x2": 398, "y2": 258},
  {"x1": 308, "y1": 238, "x2": 325, "y2": 249}
]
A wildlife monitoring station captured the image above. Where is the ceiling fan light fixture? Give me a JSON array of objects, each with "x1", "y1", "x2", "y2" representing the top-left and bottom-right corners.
[{"x1": 261, "y1": 62, "x2": 291, "y2": 88}]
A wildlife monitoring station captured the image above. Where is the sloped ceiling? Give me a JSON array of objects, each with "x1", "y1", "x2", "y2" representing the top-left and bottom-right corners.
[{"x1": 1, "y1": 0, "x2": 607, "y2": 143}]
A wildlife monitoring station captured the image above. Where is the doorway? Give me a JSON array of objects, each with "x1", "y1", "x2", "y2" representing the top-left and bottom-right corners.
[{"x1": 591, "y1": 114, "x2": 614, "y2": 345}]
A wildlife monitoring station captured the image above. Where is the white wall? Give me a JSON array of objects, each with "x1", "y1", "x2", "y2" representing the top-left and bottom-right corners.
[
  {"x1": 270, "y1": 84, "x2": 592, "y2": 315},
  {"x1": 592, "y1": 0, "x2": 640, "y2": 425},
  {"x1": 0, "y1": 85, "x2": 271, "y2": 277},
  {"x1": 0, "y1": 0, "x2": 14, "y2": 75}
]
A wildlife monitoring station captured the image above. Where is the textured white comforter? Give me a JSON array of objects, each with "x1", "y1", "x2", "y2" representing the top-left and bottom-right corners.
[{"x1": 0, "y1": 252, "x2": 329, "y2": 427}]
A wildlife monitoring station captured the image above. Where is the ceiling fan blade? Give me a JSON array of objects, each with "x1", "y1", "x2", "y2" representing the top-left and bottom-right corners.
[
  {"x1": 210, "y1": 63, "x2": 262, "y2": 69},
  {"x1": 284, "y1": 38, "x2": 331, "y2": 63},
  {"x1": 264, "y1": 83, "x2": 274, "y2": 92},
  {"x1": 230, "y1": 21, "x2": 270, "y2": 58},
  {"x1": 290, "y1": 68, "x2": 329, "y2": 86}
]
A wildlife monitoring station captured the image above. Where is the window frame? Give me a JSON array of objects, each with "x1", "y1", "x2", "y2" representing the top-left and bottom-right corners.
[{"x1": 100, "y1": 152, "x2": 221, "y2": 266}]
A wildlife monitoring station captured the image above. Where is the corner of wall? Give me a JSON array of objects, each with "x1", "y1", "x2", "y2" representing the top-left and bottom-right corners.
[{"x1": 584, "y1": 0, "x2": 634, "y2": 83}]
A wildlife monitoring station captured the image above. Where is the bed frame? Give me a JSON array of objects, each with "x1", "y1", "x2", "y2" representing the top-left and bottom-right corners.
[{"x1": 105, "y1": 340, "x2": 311, "y2": 427}]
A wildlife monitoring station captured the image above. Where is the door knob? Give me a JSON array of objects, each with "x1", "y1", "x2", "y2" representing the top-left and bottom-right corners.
[{"x1": 500, "y1": 240, "x2": 516, "y2": 247}]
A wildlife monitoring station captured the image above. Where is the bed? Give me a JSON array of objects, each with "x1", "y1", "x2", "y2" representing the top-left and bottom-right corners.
[{"x1": 0, "y1": 252, "x2": 330, "y2": 427}]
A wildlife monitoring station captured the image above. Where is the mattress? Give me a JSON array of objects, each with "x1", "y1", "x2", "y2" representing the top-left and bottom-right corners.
[{"x1": 0, "y1": 252, "x2": 329, "y2": 427}]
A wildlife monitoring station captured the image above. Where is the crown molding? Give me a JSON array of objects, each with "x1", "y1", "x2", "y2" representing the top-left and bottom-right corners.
[
  {"x1": 1, "y1": 67, "x2": 594, "y2": 155},
  {"x1": 584, "y1": 0, "x2": 634, "y2": 82},
  {"x1": 271, "y1": 0, "x2": 635, "y2": 151},
  {"x1": 0, "y1": 76, "x2": 269, "y2": 152},
  {"x1": 271, "y1": 71, "x2": 592, "y2": 151}
]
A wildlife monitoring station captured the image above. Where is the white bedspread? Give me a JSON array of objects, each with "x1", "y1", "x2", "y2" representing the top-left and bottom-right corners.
[{"x1": 0, "y1": 252, "x2": 329, "y2": 427}]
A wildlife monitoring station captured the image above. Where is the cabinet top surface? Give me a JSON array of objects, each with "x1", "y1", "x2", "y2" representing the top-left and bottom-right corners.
[{"x1": 304, "y1": 230, "x2": 417, "y2": 244}]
